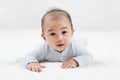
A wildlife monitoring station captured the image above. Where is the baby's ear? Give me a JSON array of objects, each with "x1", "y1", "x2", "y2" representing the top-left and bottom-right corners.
[
  {"x1": 72, "y1": 29, "x2": 74, "y2": 33},
  {"x1": 72, "y1": 29, "x2": 74, "y2": 35},
  {"x1": 41, "y1": 34, "x2": 46, "y2": 41}
]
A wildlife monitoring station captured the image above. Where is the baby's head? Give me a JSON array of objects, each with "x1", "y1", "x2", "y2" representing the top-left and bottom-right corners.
[{"x1": 41, "y1": 8, "x2": 74, "y2": 53}]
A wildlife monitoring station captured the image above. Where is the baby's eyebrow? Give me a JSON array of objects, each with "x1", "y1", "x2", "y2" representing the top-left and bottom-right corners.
[
  {"x1": 61, "y1": 27, "x2": 68, "y2": 30},
  {"x1": 47, "y1": 27, "x2": 68, "y2": 32},
  {"x1": 47, "y1": 29, "x2": 55, "y2": 32}
]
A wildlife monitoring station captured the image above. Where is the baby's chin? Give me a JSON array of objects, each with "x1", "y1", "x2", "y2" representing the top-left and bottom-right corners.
[
  {"x1": 56, "y1": 49, "x2": 64, "y2": 53},
  {"x1": 55, "y1": 47, "x2": 66, "y2": 53},
  {"x1": 49, "y1": 46, "x2": 63, "y2": 53}
]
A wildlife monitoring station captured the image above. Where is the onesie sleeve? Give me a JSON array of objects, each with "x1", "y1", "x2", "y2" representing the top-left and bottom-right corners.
[
  {"x1": 72, "y1": 37, "x2": 93, "y2": 67},
  {"x1": 22, "y1": 42, "x2": 46, "y2": 68}
]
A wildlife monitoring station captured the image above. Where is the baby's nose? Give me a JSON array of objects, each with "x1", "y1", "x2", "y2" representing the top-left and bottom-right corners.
[{"x1": 57, "y1": 34, "x2": 63, "y2": 41}]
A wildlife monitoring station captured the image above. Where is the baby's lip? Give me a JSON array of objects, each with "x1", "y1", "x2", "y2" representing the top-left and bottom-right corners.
[{"x1": 57, "y1": 44, "x2": 64, "y2": 46}]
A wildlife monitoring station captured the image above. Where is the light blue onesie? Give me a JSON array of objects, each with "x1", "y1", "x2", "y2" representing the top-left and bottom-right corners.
[{"x1": 23, "y1": 36, "x2": 93, "y2": 68}]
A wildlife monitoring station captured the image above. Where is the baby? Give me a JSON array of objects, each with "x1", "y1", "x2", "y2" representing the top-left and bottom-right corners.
[{"x1": 23, "y1": 8, "x2": 93, "y2": 72}]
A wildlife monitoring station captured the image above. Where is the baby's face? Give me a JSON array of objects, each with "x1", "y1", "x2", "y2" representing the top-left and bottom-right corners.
[{"x1": 42, "y1": 16, "x2": 74, "y2": 53}]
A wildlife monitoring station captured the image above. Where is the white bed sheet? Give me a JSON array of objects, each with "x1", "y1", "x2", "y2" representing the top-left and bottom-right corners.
[{"x1": 0, "y1": 30, "x2": 120, "y2": 80}]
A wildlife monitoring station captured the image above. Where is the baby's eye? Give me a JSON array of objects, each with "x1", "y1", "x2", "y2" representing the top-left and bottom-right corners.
[
  {"x1": 50, "y1": 33, "x2": 56, "y2": 36},
  {"x1": 62, "y1": 31, "x2": 67, "y2": 34}
]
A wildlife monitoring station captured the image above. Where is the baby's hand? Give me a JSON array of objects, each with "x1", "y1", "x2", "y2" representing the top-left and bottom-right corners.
[
  {"x1": 27, "y1": 62, "x2": 46, "y2": 72},
  {"x1": 61, "y1": 59, "x2": 78, "y2": 69}
]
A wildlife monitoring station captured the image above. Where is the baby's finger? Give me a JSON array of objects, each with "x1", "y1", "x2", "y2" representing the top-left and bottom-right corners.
[
  {"x1": 27, "y1": 65, "x2": 32, "y2": 71},
  {"x1": 68, "y1": 65, "x2": 74, "y2": 68},
  {"x1": 31, "y1": 67, "x2": 36, "y2": 72},
  {"x1": 40, "y1": 65, "x2": 46, "y2": 68},
  {"x1": 64, "y1": 64, "x2": 71, "y2": 68},
  {"x1": 61, "y1": 63, "x2": 66, "y2": 68},
  {"x1": 35, "y1": 67, "x2": 41, "y2": 72},
  {"x1": 34, "y1": 66, "x2": 42, "y2": 72},
  {"x1": 32, "y1": 67, "x2": 39, "y2": 72},
  {"x1": 61, "y1": 63, "x2": 69, "y2": 68}
]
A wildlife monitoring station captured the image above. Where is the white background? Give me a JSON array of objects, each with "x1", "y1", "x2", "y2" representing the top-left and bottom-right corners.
[
  {"x1": 0, "y1": 0, "x2": 120, "y2": 80},
  {"x1": 0, "y1": 0, "x2": 120, "y2": 31}
]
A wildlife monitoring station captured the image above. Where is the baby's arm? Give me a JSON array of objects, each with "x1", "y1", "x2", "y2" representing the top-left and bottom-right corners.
[
  {"x1": 72, "y1": 53, "x2": 93, "y2": 67},
  {"x1": 72, "y1": 40, "x2": 93, "y2": 67},
  {"x1": 62, "y1": 37, "x2": 93, "y2": 68},
  {"x1": 61, "y1": 51, "x2": 93, "y2": 68},
  {"x1": 23, "y1": 44, "x2": 46, "y2": 71},
  {"x1": 23, "y1": 51, "x2": 46, "y2": 72}
]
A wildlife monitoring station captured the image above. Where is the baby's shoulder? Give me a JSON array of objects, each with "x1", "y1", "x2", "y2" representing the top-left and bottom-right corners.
[
  {"x1": 71, "y1": 34, "x2": 88, "y2": 53},
  {"x1": 72, "y1": 34, "x2": 87, "y2": 47}
]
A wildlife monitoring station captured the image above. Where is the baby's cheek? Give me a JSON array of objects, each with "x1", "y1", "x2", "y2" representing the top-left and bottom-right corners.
[{"x1": 66, "y1": 39, "x2": 71, "y2": 44}]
